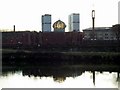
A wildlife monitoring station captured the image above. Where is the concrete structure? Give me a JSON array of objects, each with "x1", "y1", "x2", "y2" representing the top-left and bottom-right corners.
[
  {"x1": 118, "y1": 1, "x2": 120, "y2": 24},
  {"x1": 53, "y1": 20, "x2": 66, "y2": 32},
  {"x1": 69, "y1": 13, "x2": 80, "y2": 32},
  {"x1": 42, "y1": 14, "x2": 51, "y2": 32},
  {"x1": 83, "y1": 27, "x2": 116, "y2": 40}
]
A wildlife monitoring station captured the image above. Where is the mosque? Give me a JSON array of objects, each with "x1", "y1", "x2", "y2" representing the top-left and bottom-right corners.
[{"x1": 53, "y1": 20, "x2": 66, "y2": 32}]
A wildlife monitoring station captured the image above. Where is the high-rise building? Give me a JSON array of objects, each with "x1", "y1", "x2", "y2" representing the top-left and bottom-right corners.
[
  {"x1": 68, "y1": 13, "x2": 80, "y2": 32},
  {"x1": 42, "y1": 14, "x2": 51, "y2": 32},
  {"x1": 118, "y1": 1, "x2": 120, "y2": 24}
]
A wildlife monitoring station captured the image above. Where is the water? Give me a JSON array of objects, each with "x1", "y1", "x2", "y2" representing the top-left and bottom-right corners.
[{"x1": 0, "y1": 67, "x2": 120, "y2": 88}]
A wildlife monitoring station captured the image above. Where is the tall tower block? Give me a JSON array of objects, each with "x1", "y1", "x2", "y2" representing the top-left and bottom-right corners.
[
  {"x1": 42, "y1": 14, "x2": 51, "y2": 32},
  {"x1": 118, "y1": 1, "x2": 120, "y2": 24},
  {"x1": 69, "y1": 13, "x2": 80, "y2": 32}
]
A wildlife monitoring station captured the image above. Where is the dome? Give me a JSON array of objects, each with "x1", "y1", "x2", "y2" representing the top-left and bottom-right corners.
[{"x1": 53, "y1": 20, "x2": 66, "y2": 29}]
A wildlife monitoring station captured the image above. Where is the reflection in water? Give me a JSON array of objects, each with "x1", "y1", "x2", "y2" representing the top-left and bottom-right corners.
[
  {"x1": 93, "y1": 71, "x2": 95, "y2": 85},
  {"x1": 119, "y1": 77, "x2": 120, "y2": 90},
  {"x1": 22, "y1": 67, "x2": 83, "y2": 83},
  {"x1": 0, "y1": 67, "x2": 119, "y2": 88},
  {"x1": 53, "y1": 76, "x2": 66, "y2": 83}
]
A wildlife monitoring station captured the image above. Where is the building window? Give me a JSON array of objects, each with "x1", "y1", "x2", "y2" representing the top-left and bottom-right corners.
[
  {"x1": 105, "y1": 33, "x2": 108, "y2": 36},
  {"x1": 105, "y1": 37, "x2": 108, "y2": 39}
]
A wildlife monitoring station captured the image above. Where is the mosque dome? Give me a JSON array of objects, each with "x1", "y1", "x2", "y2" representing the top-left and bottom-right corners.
[{"x1": 53, "y1": 20, "x2": 66, "y2": 29}]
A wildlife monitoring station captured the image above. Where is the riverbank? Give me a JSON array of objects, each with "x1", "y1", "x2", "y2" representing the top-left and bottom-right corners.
[
  {"x1": 2, "y1": 64, "x2": 120, "y2": 72},
  {"x1": 2, "y1": 49, "x2": 120, "y2": 68}
]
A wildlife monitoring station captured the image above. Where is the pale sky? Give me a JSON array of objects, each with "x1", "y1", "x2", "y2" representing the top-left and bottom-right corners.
[{"x1": 0, "y1": 0, "x2": 119, "y2": 32}]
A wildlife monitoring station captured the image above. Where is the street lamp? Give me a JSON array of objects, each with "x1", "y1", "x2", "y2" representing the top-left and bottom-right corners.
[{"x1": 92, "y1": 10, "x2": 95, "y2": 40}]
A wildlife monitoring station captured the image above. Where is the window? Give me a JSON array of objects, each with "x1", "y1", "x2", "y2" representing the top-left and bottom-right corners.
[
  {"x1": 105, "y1": 37, "x2": 108, "y2": 39},
  {"x1": 105, "y1": 33, "x2": 108, "y2": 36},
  {"x1": 110, "y1": 34, "x2": 114, "y2": 36}
]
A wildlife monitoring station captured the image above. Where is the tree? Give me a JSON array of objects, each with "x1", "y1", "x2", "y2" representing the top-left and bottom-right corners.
[
  {"x1": 112, "y1": 24, "x2": 120, "y2": 41},
  {"x1": 112, "y1": 24, "x2": 120, "y2": 51}
]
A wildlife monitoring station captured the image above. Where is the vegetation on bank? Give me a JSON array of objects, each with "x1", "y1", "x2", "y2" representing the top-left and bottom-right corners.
[
  {"x1": 2, "y1": 49, "x2": 31, "y2": 53},
  {"x1": 1, "y1": 48, "x2": 120, "y2": 75},
  {"x1": 2, "y1": 49, "x2": 120, "y2": 66},
  {"x1": 62, "y1": 51, "x2": 120, "y2": 56}
]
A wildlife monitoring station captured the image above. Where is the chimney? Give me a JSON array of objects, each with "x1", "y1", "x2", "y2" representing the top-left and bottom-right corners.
[{"x1": 13, "y1": 25, "x2": 15, "y2": 32}]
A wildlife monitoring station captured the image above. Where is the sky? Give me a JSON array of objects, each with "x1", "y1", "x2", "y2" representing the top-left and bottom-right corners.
[{"x1": 0, "y1": 0, "x2": 120, "y2": 32}]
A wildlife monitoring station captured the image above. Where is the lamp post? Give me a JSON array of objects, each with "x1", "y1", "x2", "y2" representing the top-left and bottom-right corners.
[{"x1": 92, "y1": 10, "x2": 95, "y2": 40}]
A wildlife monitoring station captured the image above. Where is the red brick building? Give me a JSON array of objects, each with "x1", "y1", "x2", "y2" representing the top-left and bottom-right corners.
[{"x1": 2, "y1": 31, "x2": 83, "y2": 48}]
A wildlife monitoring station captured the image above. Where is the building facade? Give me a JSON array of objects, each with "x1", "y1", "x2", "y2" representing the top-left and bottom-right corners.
[
  {"x1": 2, "y1": 31, "x2": 83, "y2": 48},
  {"x1": 69, "y1": 13, "x2": 80, "y2": 32},
  {"x1": 83, "y1": 27, "x2": 116, "y2": 40},
  {"x1": 2, "y1": 31, "x2": 32, "y2": 47},
  {"x1": 42, "y1": 14, "x2": 51, "y2": 32}
]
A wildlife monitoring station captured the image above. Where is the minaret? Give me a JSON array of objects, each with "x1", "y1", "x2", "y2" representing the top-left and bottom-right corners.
[{"x1": 92, "y1": 10, "x2": 95, "y2": 40}]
